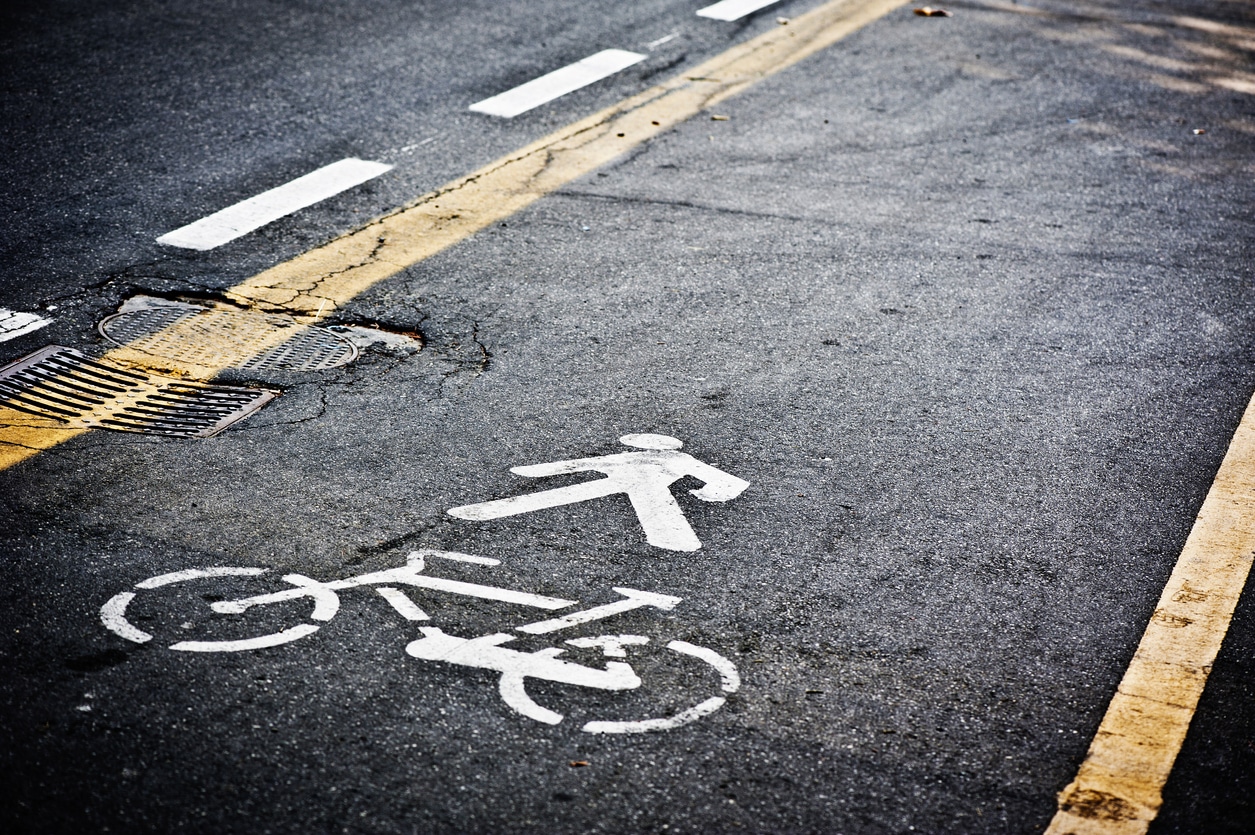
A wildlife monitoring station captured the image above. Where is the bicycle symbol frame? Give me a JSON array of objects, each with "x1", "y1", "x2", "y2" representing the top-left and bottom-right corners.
[{"x1": 101, "y1": 549, "x2": 740, "y2": 734}]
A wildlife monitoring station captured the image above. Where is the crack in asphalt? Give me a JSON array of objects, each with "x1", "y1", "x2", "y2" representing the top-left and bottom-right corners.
[{"x1": 555, "y1": 189, "x2": 815, "y2": 225}]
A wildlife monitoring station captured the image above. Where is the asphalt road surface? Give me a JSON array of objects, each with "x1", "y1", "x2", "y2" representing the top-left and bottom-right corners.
[{"x1": 2, "y1": 1, "x2": 1254, "y2": 833}]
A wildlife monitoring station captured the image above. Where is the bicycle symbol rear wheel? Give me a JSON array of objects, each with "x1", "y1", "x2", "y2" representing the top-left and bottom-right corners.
[{"x1": 101, "y1": 567, "x2": 329, "y2": 652}]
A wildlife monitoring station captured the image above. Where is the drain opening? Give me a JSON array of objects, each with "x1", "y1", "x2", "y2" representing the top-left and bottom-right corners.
[
  {"x1": 99, "y1": 296, "x2": 358, "y2": 372},
  {"x1": 0, "y1": 346, "x2": 277, "y2": 438}
]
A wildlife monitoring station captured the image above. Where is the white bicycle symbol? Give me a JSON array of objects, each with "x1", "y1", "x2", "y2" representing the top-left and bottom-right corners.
[{"x1": 101, "y1": 549, "x2": 740, "y2": 734}]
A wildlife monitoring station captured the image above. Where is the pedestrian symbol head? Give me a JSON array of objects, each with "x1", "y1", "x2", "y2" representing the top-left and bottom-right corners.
[{"x1": 619, "y1": 433, "x2": 683, "y2": 450}]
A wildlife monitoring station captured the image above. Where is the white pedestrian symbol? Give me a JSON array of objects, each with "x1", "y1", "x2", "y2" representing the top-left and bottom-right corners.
[{"x1": 447, "y1": 433, "x2": 749, "y2": 551}]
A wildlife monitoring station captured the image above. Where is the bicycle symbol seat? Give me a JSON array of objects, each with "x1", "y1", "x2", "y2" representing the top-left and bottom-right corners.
[{"x1": 101, "y1": 549, "x2": 740, "y2": 734}]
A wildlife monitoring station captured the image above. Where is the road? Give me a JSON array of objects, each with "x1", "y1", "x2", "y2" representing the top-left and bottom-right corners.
[{"x1": 2, "y1": 0, "x2": 1254, "y2": 832}]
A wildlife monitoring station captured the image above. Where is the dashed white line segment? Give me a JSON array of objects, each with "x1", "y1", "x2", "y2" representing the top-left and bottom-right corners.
[
  {"x1": 469, "y1": 49, "x2": 647, "y2": 118},
  {"x1": 156, "y1": 158, "x2": 393, "y2": 251},
  {"x1": 0, "y1": 308, "x2": 52, "y2": 342},
  {"x1": 697, "y1": 0, "x2": 783, "y2": 21}
]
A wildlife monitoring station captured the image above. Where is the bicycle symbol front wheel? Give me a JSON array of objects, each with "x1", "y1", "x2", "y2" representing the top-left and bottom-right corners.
[
  {"x1": 482, "y1": 634, "x2": 740, "y2": 733},
  {"x1": 578, "y1": 640, "x2": 740, "y2": 734}
]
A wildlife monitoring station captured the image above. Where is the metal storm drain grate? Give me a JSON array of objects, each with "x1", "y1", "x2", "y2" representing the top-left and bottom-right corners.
[
  {"x1": 99, "y1": 296, "x2": 357, "y2": 372},
  {"x1": 0, "y1": 345, "x2": 277, "y2": 438}
]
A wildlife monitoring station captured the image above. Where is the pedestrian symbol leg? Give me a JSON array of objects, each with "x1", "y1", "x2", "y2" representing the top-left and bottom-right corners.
[{"x1": 626, "y1": 484, "x2": 701, "y2": 552}]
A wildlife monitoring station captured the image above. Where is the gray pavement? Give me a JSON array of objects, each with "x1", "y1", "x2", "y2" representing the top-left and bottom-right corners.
[{"x1": 2, "y1": 1, "x2": 1254, "y2": 833}]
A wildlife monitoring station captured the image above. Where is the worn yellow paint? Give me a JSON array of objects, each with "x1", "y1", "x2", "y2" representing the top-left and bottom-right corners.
[
  {"x1": 0, "y1": 407, "x2": 88, "y2": 470},
  {"x1": 104, "y1": 304, "x2": 323, "y2": 380},
  {"x1": 1046, "y1": 393, "x2": 1255, "y2": 834},
  {"x1": 0, "y1": 307, "x2": 317, "y2": 467},
  {"x1": 0, "y1": 0, "x2": 909, "y2": 471}
]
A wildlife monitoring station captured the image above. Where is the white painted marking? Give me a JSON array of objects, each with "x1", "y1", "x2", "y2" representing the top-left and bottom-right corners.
[
  {"x1": 376, "y1": 586, "x2": 430, "y2": 621},
  {"x1": 518, "y1": 588, "x2": 681, "y2": 634},
  {"x1": 469, "y1": 49, "x2": 647, "y2": 118},
  {"x1": 135, "y1": 566, "x2": 267, "y2": 589},
  {"x1": 565, "y1": 634, "x2": 650, "y2": 658},
  {"x1": 106, "y1": 567, "x2": 316, "y2": 651},
  {"x1": 500, "y1": 648, "x2": 568, "y2": 724},
  {"x1": 696, "y1": 0, "x2": 783, "y2": 21},
  {"x1": 405, "y1": 628, "x2": 642, "y2": 693},
  {"x1": 280, "y1": 574, "x2": 342, "y2": 620},
  {"x1": 645, "y1": 33, "x2": 679, "y2": 49},
  {"x1": 413, "y1": 548, "x2": 501, "y2": 566},
  {"x1": 156, "y1": 158, "x2": 393, "y2": 251},
  {"x1": 213, "y1": 555, "x2": 573, "y2": 615},
  {"x1": 106, "y1": 555, "x2": 736, "y2": 733},
  {"x1": 580, "y1": 641, "x2": 739, "y2": 733},
  {"x1": 170, "y1": 624, "x2": 321, "y2": 653},
  {"x1": 448, "y1": 434, "x2": 750, "y2": 552},
  {"x1": 0, "y1": 308, "x2": 52, "y2": 342},
  {"x1": 669, "y1": 640, "x2": 741, "y2": 692},
  {"x1": 583, "y1": 696, "x2": 727, "y2": 734},
  {"x1": 101, "y1": 592, "x2": 150, "y2": 643}
]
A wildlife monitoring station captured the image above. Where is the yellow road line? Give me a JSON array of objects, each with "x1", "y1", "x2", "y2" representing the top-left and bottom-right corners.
[
  {"x1": 1046, "y1": 393, "x2": 1255, "y2": 834},
  {"x1": 0, "y1": 0, "x2": 907, "y2": 472},
  {"x1": 0, "y1": 409, "x2": 88, "y2": 469}
]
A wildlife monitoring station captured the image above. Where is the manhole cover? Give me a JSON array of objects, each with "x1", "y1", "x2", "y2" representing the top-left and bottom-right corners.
[
  {"x1": 99, "y1": 296, "x2": 358, "y2": 372},
  {"x1": 0, "y1": 345, "x2": 277, "y2": 438}
]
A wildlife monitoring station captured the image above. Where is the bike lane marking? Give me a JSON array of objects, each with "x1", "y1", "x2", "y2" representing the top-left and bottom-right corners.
[
  {"x1": 156, "y1": 158, "x2": 393, "y2": 251},
  {"x1": 100, "y1": 552, "x2": 743, "y2": 733},
  {"x1": 0, "y1": 0, "x2": 910, "y2": 471},
  {"x1": 1045, "y1": 392, "x2": 1255, "y2": 835}
]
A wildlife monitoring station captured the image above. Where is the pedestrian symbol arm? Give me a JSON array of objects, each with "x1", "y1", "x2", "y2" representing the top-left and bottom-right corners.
[
  {"x1": 510, "y1": 458, "x2": 603, "y2": 478},
  {"x1": 683, "y1": 460, "x2": 750, "y2": 502}
]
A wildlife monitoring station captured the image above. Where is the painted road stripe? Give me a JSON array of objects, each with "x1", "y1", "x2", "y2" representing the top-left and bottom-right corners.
[
  {"x1": 1045, "y1": 393, "x2": 1255, "y2": 835},
  {"x1": 1, "y1": 0, "x2": 909, "y2": 464},
  {"x1": 469, "y1": 49, "x2": 646, "y2": 118},
  {"x1": 697, "y1": 0, "x2": 784, "y2": 22},
  {"x1": 0, "y1": 308, "x2": 51, "y2": 342},
  {"x1": 156, "y1": 158, "x2": 393, "y2": 251}
]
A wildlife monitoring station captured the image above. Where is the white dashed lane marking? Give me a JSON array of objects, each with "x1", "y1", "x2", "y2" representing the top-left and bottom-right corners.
[
  {"x1": 0, "y1": 308, "x2": 52, "y2": 342},
  {"x1": 697, "y1": 0, "x2": 784, "y2": 21},
  {"x1": 156, "y1": 157, "x2": 393, "y2": 251},
  {"x1": 469, "y1": 49, "x2": 646, "y2": 118}
]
